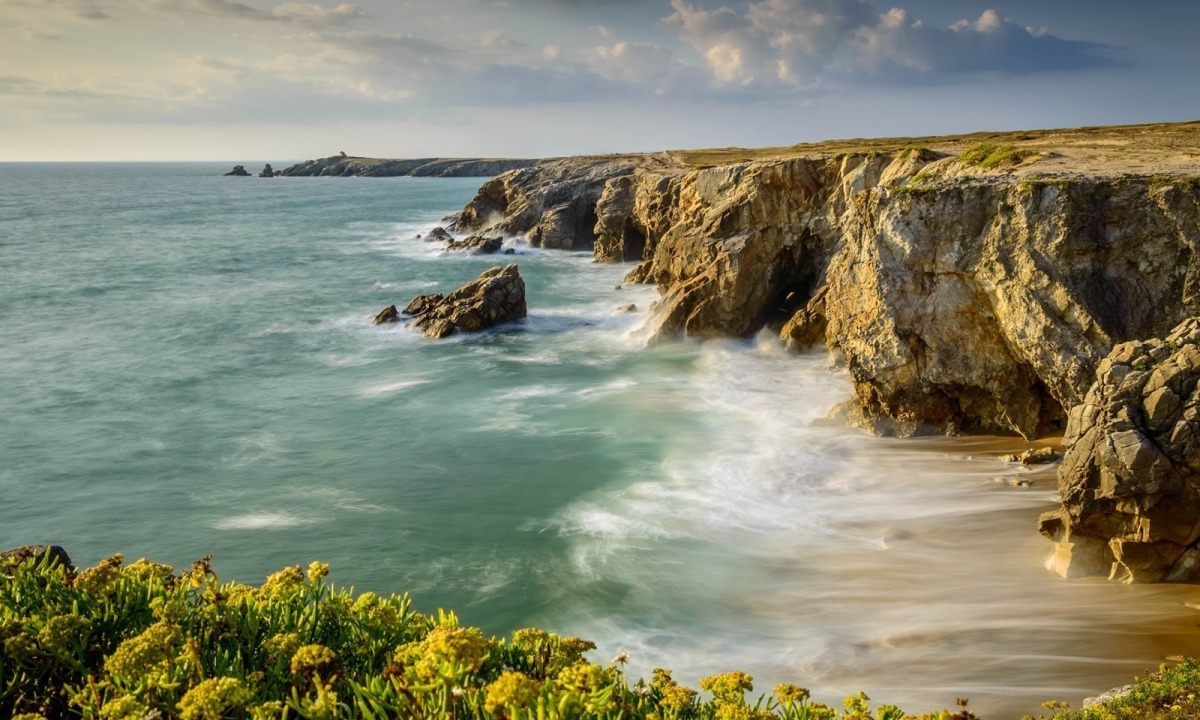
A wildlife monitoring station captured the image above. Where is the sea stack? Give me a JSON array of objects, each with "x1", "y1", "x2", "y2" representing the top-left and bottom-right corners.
[
  {"x1": 223, "y1": 165, "x2": 251, "y2": 176},
  {"x1": 402, "y1": 265, "x2": 527, "y2": 338}
]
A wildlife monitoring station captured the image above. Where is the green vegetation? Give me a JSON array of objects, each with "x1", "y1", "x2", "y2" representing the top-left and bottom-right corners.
[
  {"x1": 0, "y1": 549, "x2": 1192, "y2": 720},
  {"x1": 1033, "y1": 659, "x2": 1200, "y2": 720},
  {"x1": 958, "y1": 143, "x2": 1028, "y2": 170}
]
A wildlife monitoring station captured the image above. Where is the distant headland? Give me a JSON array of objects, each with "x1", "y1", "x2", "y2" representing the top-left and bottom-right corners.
[{"x1": 224, "y1": 154, "x2": 541, "y2": 178}]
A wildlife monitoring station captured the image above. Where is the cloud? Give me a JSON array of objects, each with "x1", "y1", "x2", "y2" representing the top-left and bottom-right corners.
[
  {"x1": 133, "y1": 0, "x2": 364, "y2": 26},
  {"x1": 853, "y1": 8, "x2": 1127, "y2": 75},
  {"x1": 0, "y1": 0, "x2": 115, "y2": 19},
  {"x1": 661, "y1": 0, "x2": 1127, "y2": 89},
  {"x1": 584, "y1": 41, "x2": 681, "y2": 92}
]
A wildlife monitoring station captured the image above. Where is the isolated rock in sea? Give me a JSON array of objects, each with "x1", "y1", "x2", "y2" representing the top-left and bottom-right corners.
[
  {"x1": 259, "y1": 164, "x2": 275, "y2": 177},
  {"x1": 1040, "y1": 317, "x2": 1200, "y2": 582},
  {"x1": 424, "y1": 226, "x2": 453, "y2": 243},
  {"x1": 373, "y1": 304, "x2": 399, "y2": 325},
  {"x1": 0, "y1": 545, "x2": 74, "y2": 570},
  {"x1": 446, "y1": 234, "x2": 503, "y2": 254},
  {"x1": 224, "y1": 165, "x2": 251, "y2": 176},
  {"x1": 402, "y1": 265, "x2": 526, "y2": 338}
]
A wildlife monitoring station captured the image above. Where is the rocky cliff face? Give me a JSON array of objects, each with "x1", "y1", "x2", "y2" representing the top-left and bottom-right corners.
[
  {"x1": 453, "y1": 150, "x2": 1200, "y2": 440},
  {"x1": 1040, "y1": 318, "x2": 1200, "y2": 582}
]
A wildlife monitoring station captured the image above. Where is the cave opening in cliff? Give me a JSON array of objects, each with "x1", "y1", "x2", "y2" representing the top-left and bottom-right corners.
[{"x1": 622, "y1": 223, "x2": 646, "y2": 262}]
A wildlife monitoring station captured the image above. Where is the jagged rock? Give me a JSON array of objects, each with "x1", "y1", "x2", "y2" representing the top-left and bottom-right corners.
[
  {"x1": 1, "y1": 545, "x2": 73, "y2": 570},
  {"x1": 424, "y1": 226, "x2": 453, "y2": 242},
  {"x1": 780, "y1": 286, "x2": 829, "y2": 352},
  {"x1": 259, "y1": 164, "x2": 275, "y2": 177},
  {"x1": 224, "y1": 165, "x2": 250, "y2": 176},
  {"x1": 617, "y1": 304, "x2": 638, "y2": 314},
  {"x1": 1040, "y1": 317, "x2": 1200, "y2": 582},
  {"x1": 449, "y1": 131, "x2": 1200, "y2": 440},
  {"x1": 1001, "y1": 447, "x2": 1059, "y2": 465},
  {"x1": 446, "y1": 235, "x2": 503, "y2": 254},
  {"x1": 402, "y1": 265, "x2": 526, "y2": 338},
  {"x1": 373, "y1": 304, "x2": 399, "y2": 325}
]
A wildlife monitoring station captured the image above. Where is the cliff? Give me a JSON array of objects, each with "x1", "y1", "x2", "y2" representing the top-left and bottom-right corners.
[
  {"x1": 278, "y1": 155, "x2": 541, "y2": 178},
  {"x1": 451, "y1": 121, "x2": 1200, "y2": 441}
]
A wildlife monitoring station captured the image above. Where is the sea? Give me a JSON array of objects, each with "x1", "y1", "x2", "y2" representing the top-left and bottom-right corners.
[{"x1": 3, "y1": 162, "x2": 1200, "y2": 716}]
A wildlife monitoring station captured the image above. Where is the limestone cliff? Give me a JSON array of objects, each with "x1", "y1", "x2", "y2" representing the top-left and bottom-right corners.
[
  {"x1": 1040, "y1": 318, "x2": 1200, "y2": 582},
  {"x1": 450, "y1": 122, "x2": 1200, "y2": 440}
]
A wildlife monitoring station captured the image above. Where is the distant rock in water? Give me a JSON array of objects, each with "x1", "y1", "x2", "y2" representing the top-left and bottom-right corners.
[
  {"x1": 1, "y1": 544, "x2": 73, "y2": 570},
  {"x1": 373, "y1": 304, "x2": 399, "y2": 326},
  {"x1": 1001, "y1": 447, "x2": 1059, "y2": 465},
  {"x1": 278, "y1": 155, "x2": 541, "y2": 178},
  {"x1": 259, "y1": 164, "x2": 275, "y2": 177},
  {"x1": 402, "y1": 265, "x2": 526, "y2": 338},
  {"x1": 446, "y1": 234, "x2": 503, "y2": 254},
  {"x1": 424, "y1": 226, "x2": 453, "y2": 243},
  {"x1": 1041, "y1": 317, "x2": 1200, "y2": 582},
  {"x1": 224, "y1": 165, "x2": 251, "y2": 176}
]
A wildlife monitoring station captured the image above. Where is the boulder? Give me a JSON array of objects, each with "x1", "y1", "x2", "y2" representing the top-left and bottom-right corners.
[
  {"x1": 1040, "y1": 317, "x2": 1200, "y2": 582},
  {"x1": 224, "y1": 165, "x2": 251, "y2": 176},
  {"x1": 259, "y1": 164, "x2": 275, "y2": 177},
  {"x1": 425, "y1": 226, "x2": 453, "y2": 243},
  {"x1": 402, "y1": 265, "x2": 527, "y2": 338},
  {"x1": 1001, "y1": 447, "x2": 1059, "y2": 465},
  {"x1": 617, "y1": 304, "x2": 638, "y2": 314},
  {"x1": 446, "y1": 235, "x2": 503, "y2": 254},
  {"x1": 1, "y1": 545, "x2": 74, "y2": 570},
  {"x1": 373, "y1": 304, "x2": 399, "y2": 325}
]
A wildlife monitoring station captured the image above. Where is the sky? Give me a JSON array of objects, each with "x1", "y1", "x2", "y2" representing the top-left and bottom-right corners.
[{"x1": 2, "y1": 0, "x2": 1199, "y2": 161}]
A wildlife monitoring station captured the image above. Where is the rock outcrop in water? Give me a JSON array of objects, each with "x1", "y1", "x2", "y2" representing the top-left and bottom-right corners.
[
  {"x1": 224, "y1": 165, "x2": 251, "y2": 176},
  {"x1": 278, "y1": 156, "x2": 541, "y2": 178},
  {"x1": 259, "y1": 164, "x2": 276, "y2": 178},
  {"x1": 402, "y1": 265, "x2": 527, "y2": 338},
  {"x1": 1040, "y1": 318, "x2": 1200, "y2": 582},
  {"x1": 449, "y1": 123, "x2": 1200, "y2": 440}
]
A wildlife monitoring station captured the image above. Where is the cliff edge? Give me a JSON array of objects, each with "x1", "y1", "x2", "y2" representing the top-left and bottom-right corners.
[
  {"x1": 450, "y1": 121, "x2": 1200, "y2": 442},
  {"x1": 279, "y1": 155, "x2": 541, "y2": 178}
]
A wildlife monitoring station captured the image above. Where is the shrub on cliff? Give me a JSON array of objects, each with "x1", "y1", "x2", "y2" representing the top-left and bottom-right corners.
[
  {"x1": 0, "y1": 548, "x2": 1007, "y2": 720},
  {"x1": 958, "y1": 143, "x2": 1028, "y2": 170}
]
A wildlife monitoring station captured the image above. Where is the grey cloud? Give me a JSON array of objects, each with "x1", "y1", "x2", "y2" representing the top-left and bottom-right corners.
[
  {"x1": 852, "y1": 8, "x2": 1128, "y2": 75},
  {"x1": 661, "y1": 0, "x2": 1127, "y2": 89}
]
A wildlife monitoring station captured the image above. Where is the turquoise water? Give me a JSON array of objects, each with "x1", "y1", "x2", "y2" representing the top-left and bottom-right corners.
[{"x1": 4, "y1": 163, "x2": 1200, "y2": 716}]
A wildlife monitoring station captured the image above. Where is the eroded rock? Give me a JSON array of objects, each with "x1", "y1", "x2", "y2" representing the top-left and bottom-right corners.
[
  {"x1": 402, "y1": 265, "x2": 527, "y2": 338},
  {"x1": 224, "y1": 165, "x2": 251, "y2": 176},
  {"x1": 373, "y1": 304, "x2": 399, "y2": 325},
  {"x1": 1040, "y1": 317, "x2": 1200, "y2": 582},
  {"x1": 446, "y1": 235, "x2": 503, "y2": 254}
]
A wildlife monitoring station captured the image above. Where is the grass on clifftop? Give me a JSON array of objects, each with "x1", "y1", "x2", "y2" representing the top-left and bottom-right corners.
[
  {"x1": 957, "y1": 143, "x2": 1028, "y2": 170},
  {"x1": 0, "y1": 549, "x2": 1187, "y2": 720}
]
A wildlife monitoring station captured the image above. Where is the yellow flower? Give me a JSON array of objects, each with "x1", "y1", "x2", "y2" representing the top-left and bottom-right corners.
[
  {"x1": 75, "y1": 554, "x2": 125, "y2": 594},
  {"x1": 307, "y1": 561, "x2": 330, "y2": 583},
  {"x1": 659, "y1": 684, "x2": 697, "y2": 712},
  {"x1": 249, "y1": 701, "x2": 285, "y2": 720},
  {"x1": 555, "y1": 663, "x2": 612, "y2": 694},
  {"x1": 699, "y1": 671, "x2": 754, "y2": 700},
  {"x1": 265, "y1": 633, "x2": 302, "y2": 662},
  {"x1": 260, "y1": 566, "x2": 305, "y2": 597},
  {"x1": 714, "y1": 703, "x2": 755, "y2": 720},
  {"x1": 178, "y1": 677, "x2": 254, "y2": 720},
  {"x1": 105, "y1": 622, "x2": 181, "y2": 687},
  {"x1": 484, "y1": 671, "x2": 542, "y2": 712},
  {"x1": 124, "y1": 558, "x2": 175, "y2": 583},
  {"x1": 773, "y1": 684, "x2": 810, "y2": 705},
  {"x1": 651, "y1": 668, "x2": 676, "y2": 689},
  {"x1": 291, "y1": 644, "x2": 338, "y2": 679},
  {"x1": 98, "y1": 694, "x2": 149, "y2": 720},
  {"x1": 12, "y1": 714, "x2": 50, "y2": 720},
  {"x1": 38, "y1": 614, "x2": 89, "y2": 651},
  {"x1": 404, "y1": 625, "x2": 491, "y2": 680}
]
